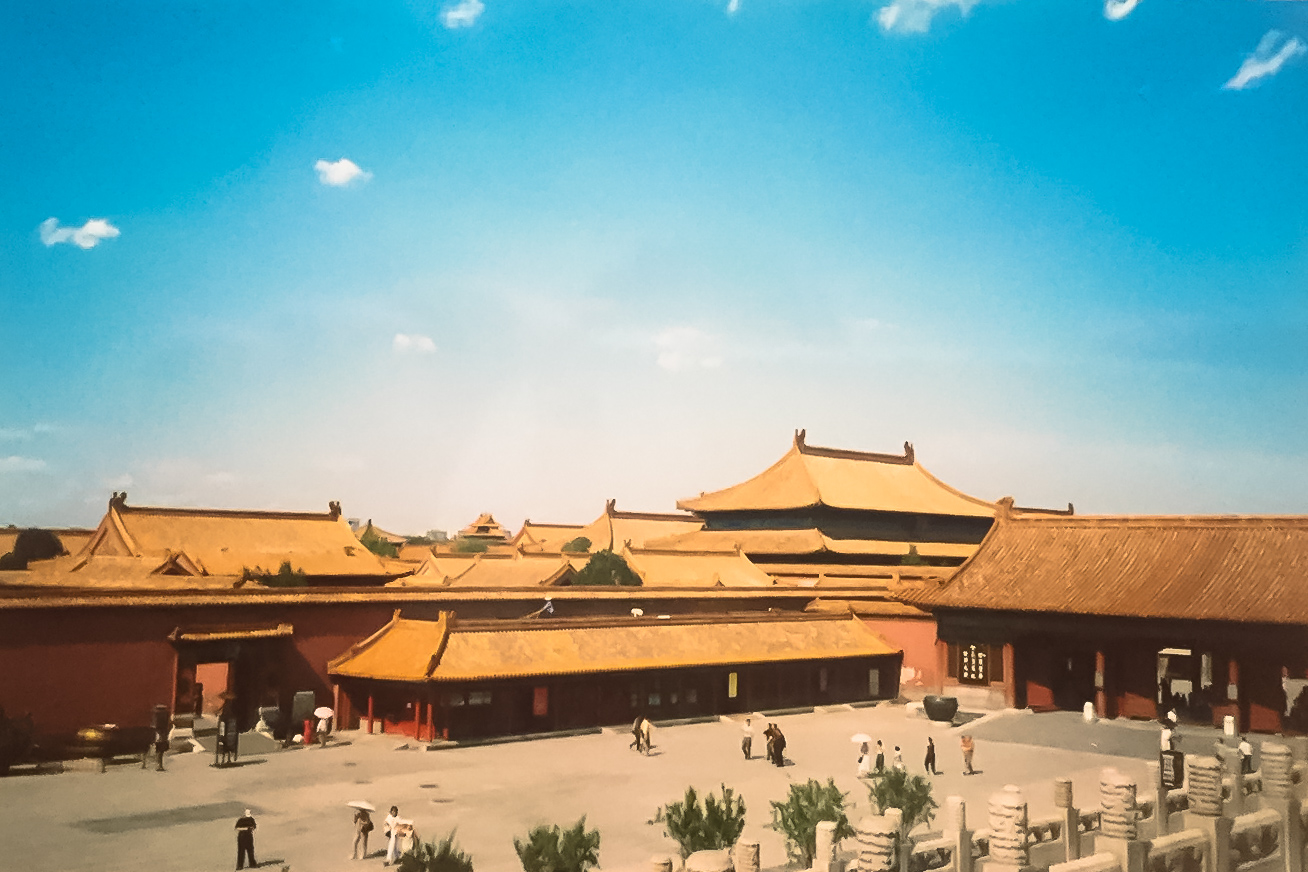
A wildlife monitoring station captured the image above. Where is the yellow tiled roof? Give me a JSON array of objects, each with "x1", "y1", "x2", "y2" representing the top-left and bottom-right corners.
[
  {"x1": 646, "y1": 527, "x2": 977, "y2": 559},
  {"x1": 513, "y1": 522, "x2": 588, "y2": 553},
  {"x1": 677, "y1": 431, "x2": 995, "y2": 517},
  {"x1": 387, "y1": 552, "x2": 573, "y2": 588},
  {"x1": 620, "y1": 545, "x2": 773, "y2": 588},
  {"x1": 79, "y1": 496, "x2": 389, "y2": 578},
  {"x1": 329, "y1": 612, "x2": 899, "y2": 683},
  {"x1": 0, "y1": 555, "x2": 243, "y2": 590},
  {"x1": 457, "y1": 513, "x2": 509, "y2": 541}
]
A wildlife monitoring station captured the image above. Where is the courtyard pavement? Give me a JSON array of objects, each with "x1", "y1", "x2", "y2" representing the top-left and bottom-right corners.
[{"x1": 0, "y1": 705, "x2": 1253, "y2": 872}]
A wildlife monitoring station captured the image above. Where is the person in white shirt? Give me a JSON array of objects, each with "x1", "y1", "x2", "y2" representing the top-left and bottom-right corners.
[
  {"x1": 741, "y1": 718, "x2": 754, "y2": 760},
  {"x1": 384, "y1": 806, "x2": 400, "y2": 866}
]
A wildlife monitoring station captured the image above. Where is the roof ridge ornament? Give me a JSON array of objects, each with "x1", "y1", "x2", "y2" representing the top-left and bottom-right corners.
[
  {"x1": 328, "y1": 501, "x2": 342, "y2": 520},
  {"x1": 110, "y1": 491, "x2": 128, "y2": 511},
  {"x1": 794, "y1": 428, "x2": 806, "y2": 448},
  {"x1": 996, "y1": 496, "x2": 1015, "y2": 519}
]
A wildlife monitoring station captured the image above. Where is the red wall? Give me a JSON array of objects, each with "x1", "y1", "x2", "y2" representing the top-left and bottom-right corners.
[{"x1": 861, "y1": 615, "x2": 938, "y2": 695}]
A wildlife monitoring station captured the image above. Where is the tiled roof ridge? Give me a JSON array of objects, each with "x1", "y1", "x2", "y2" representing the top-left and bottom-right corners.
[
  {"x1": 999, "y1": 505, "x2": 1308, "y2": 526},
  {"x1": 447, "y1": 610, "x2": 855, "y2": 633},
  {"x1": 624, "y1": 545, "x2": 744, "y2": 557},
  {"x1": 113, "y1": 502, "x2": 342, "y2": 523},
  {"x1": 604, "y1": 499, "x2": 699, "y2": 522},
  {"x1": 793, "y1": 429, "x2": 915, "y2": 465},
  {"x1": 908, "y1": 461, "x2": 998, "y2": 510}
]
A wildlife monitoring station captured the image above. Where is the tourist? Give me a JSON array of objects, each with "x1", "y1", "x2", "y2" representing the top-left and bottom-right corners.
[
  {"x1": 640, "y1": 716, "x2": 654, "y2": 755},
  {"x1": 960, "y1": 735, "x2": 976, "y2": 775},
  {"x1": 316, "y1": 714, "x2": 331, "y2": 748},
  {"x1": 384, "y1": 805, "x2": 401, "y2": 866},
  {"x1": 875, "y1": 739, "x2": 885, "y2": 772},
  {"x1": 763, "y1": 723, "x2": 776, "y2": 762},
  {"x1": 741, "y1": 717, "x2": 754, "y2": 760},
  {"x1": 351, "y1": 807, "x2": 373, "y2": 860},
  {"x1": 234, "y1": 809, "x2": 257, "y2": 870},
  {"x1": 924, "y1": 737, "x2": 937, "y2": 775},
  {"x1": 1239, "y1": 736, "x2": 1253, "y2": 774},
  {"x1": 892, "y1": 745, "x2": 905, "y2": 771},
  {"x1": 630, "y1": 717, "x2": 644, "y2": 753},
  {"x1": 857, "y1": 741, "x2": 871, "y2": 778},
  {"x1": 773, "y1": 724, "x2": 787, "y2": 767}
]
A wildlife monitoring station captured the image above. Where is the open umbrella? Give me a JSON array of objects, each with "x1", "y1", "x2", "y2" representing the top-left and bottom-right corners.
[
  {"x1": 346, "y1": 800, "x2": 376, "y2": 812},
  {"x1": 850, "y1": 733, "x2": 873, "y2": 744},
  {"x1": 314, "y1": 706, "x2": 335, "y2": 719}
]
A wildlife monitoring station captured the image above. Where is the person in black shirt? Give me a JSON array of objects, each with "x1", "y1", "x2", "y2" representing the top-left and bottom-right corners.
[{"x1": 235, "y1": 809, "x2": 257, "y2": 869}]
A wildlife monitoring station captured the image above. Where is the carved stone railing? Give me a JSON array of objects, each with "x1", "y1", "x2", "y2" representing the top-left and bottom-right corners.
[
  {"x1": 1229, "y1": 808, "x2": 1280, "y2": 871},
  {"x1": 1146, "y1": 830, "x2": 1208, "y2": 872},
  {"x1": 909, "y1": 836, "x2": 954, "y2": 872}
]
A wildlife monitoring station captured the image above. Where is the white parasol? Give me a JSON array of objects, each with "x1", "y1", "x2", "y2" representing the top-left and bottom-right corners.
[
  {"x1": 314, "y1": 706, "x2": 335, "y2": 719},
  {"x1": 346, "y1": 800, "x2": 376, "y2": 812},
  {"x1": 850, "y1": 733, "x2": 873, "y2": 744}
]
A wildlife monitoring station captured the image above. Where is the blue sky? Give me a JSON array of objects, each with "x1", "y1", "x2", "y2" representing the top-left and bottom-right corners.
[{"x1": 2, "y1": 0, "x2": 1305, "y2": 532}]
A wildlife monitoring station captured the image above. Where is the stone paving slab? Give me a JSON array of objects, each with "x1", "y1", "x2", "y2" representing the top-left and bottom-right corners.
[{"x1": 0, "y1": 706, "x2": 1201, "y2": 872}]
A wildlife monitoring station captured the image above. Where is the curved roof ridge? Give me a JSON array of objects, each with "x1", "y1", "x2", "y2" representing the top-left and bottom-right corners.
[
  {"x1": 676, "y1": 440, "x2": 819, "y2": 512},
  {"x1": 910, "y1": 461, "x2": 998, "y2": 510},
  {"x1": 795, "y1": 429, "x2": 915, "y2": 465}
]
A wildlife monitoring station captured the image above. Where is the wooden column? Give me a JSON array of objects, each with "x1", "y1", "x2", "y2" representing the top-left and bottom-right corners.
[
  {"x1": 937, "y1": 640, "x2": 950, "y2": 695},
  {"x1": 425, "y1": 700, "x2": 434, "y2": 742},
  {"x1": 414, "y1": 694, "x2": 422, "y2": 739},
  {"x1": 332, "y1": 682, "x2": 341, "y2": 725},
  {"x1": 1003, "y1": 643, "x2": 1017, "y2": 709},
  {"x1": 366, "y1": 693, "x2": 374, "y2": 735},
  {"x1": 1095, "y1": 650, "x2": 1108, "y2": 719},
  {"x1": 1229, "y1": 657, "x2": 1244, "y2": 731}
]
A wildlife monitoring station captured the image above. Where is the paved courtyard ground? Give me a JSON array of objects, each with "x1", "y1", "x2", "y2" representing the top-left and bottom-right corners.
[{"x1": 0, "y1": 706, "x2": 1240, "y2": 872}]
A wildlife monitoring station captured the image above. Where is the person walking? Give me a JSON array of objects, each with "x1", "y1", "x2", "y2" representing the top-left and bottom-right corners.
[
  {"x1": 630, "y1": 717, "x2": 644, "y2": 753},
  {"x1": 1239, "y1": 736, "x2": 1254, "y2": 774},
  {"x1": 640, "y1": 717, "x2": 654, "y2": 755},
  {"x1": 773, "y1": 724, "x2": 787, "y2": 767},
  {"x1": 891, "y1": 745, "x2": 905, "y2": 771},
  {"x1": 351, "y1": 807, "x2": 373, "y2": 860},
  {"x1": 316, "y1": 714, "x2": 331, "y2": 749},
  {"x1": 234, "y1": 809, "x2": 257, "y2": 870},
  {"x1": 924, "y1": 737, "x2": 938, "y2": 775},
  {"x1": 875, "y1": 739, "x2": 885, "y2": 773},
  {"x1": 741, "y1": 718, "x2": 754, "y2": 760},
  {"x1": 960, "y1": 735, "x2": 976, "y2": 775},
  {"x1": 384, "y1": 805, "x2": 401, "y2": 866},
  {"x1": 857, "y1": 741, "x2": 871, "y2": 778}
]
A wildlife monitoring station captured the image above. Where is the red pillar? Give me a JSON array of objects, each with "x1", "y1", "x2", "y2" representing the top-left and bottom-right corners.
[
  {"x1": 936, "y1": 640, "x2": 950, "y2": 694},
  {"x1": 332, "y1": 683, "x2": 341, "y2": 725},
  {"x1": 1003, "y1": 643, "x2": 1017, "y2": 708},
  {"x1": 366, "y1": 693, "x2": 375, "y2": 735},
  {"x1": 1094, "y1": 650, "x2": 1107, "y2": 719},
  {"x1": 413, "y1": 695, "x2": 422, "y2": 739},
  {"x1": 425, "y1": 701, "x2": 434, "y2": 742}
]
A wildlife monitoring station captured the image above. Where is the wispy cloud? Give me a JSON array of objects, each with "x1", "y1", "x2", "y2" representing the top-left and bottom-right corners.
[
  {"x1": 876, "y1": 0, "x2": 981, "y2": 35},
  {"x1": 654, "y1": 326, "x2": 723, "y2": 372},
  {"x1": 393, "y1": 333, "x2": 437, "y2": 354},
  {"x1": 1223, "y1": 31, "x2": 1306, "y2": 90},
  {"x1": 314, "y1": 158, "x2": 373, "y2": 187},
  {"x1": 0, "y1": 456, "x2": 47, "y2": 473},
  {"x1": 39, "y1": 218, "x2": 120, "y2": 249},
  {"x1": 1103, "y1": 0, "x2": 1143, "y2": 21},
  {"x1": 441, "y1": 0, "x2": 485, "y2": 29},
  {"x1": 727, "y1": 0, "x2": 741, "y2": 15}
]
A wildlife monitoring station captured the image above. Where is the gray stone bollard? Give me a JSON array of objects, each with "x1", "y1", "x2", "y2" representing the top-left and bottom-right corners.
[
  {"x1": 1099, "y1": 769, "x2": 1138, "y2": 840},
  {"x1": 1054, "y1": 778, "x2": 1081, "y2": 861},
  {"x1": 734, "y1": 839, "x2": 761, "y2": 872},
  {"x1": 1054, "y1": 778, "x2": 1074, "y2": 810},
  {"x1": 945, "y1": 796, "x2": 967, "y2": 832},
  {"x1": 1188, "y1": 755, "x2": 1225, "y2": 817},
  {"x1": 685, "y1": 849, "x2": 732, "y2": 872},
  {"x1": 648, "y1": 856, "x2": 673, "y2": 872},
  {"x1": 988, "y1": 785, "x2": 1029, "y2": 866},
  {"x1": 815, "y1": 821, "x2": 839, "y2": 872}
]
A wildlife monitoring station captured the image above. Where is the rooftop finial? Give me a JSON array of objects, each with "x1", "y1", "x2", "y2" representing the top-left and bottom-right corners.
[
  {"x1": 996, "y1": 496, "x2": 1015, "y2": 519},
  {"x1": 605, "y1": 498, "x2": 616, "y2": 515},
  {"x1": 903, "y1": 441, "x2": 915, "y2": 463},
  {"x1": 795, "y1": 429, "x2": 807, "y2": 448},
  {"x1": 328, "y1": 501, "x2": 342, "y2": 520},
  {"x1": 110, "y1": 492, "x2": 127, "y2": 510}
]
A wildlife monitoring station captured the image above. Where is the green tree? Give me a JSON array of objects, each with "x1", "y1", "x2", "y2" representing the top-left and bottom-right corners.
[
  {"x1": 867, "y1": 768, "x2": 939, "y2": 871},
  {"x1": 572, "y1": 550, "x2": 640, "y2": 586},
  {"x1": 513, "y1": 817, "x2": 600, "y2": 872},
  {"x1": 360, "y1": 528, "x2": 399, "y2": 558},
  {"x1": 769, "y1": 778, "x2": 855, "y2": 868},
  {"x1": 561, "y1": 536, "x2": 592, "y2": 554},
  {"x1": 241, "y1": 561, "x2": 308, "y2": 588},
  {"x1": 0, "y1": 528, "x2": 65, "y2": 570},
  {"x1": 399, "y1": 830, "x2": 474, "y2": 872},
  {"x1": 900, "y1": 545, "x2": 926, "y2": 566},
  {"x1": 451, "y1": 538, "x2": 489, "y2": 554},
  {"x1": 657, "y1": 784, "x2": 747, "y2": 859}
]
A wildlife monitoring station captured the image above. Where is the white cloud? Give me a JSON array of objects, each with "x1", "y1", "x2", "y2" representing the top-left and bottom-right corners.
[
  {"x1": 39, "y1": 217, "x2": 120, "y2": 249},
  {"x1": 1103, "y1": 0, "x2": 1142, "y2": 21},
  {"x1": 393, "y1": 333, "x2": 437, "y2": 354},
  {"x1": 727, "y1": 0, "x2": 741, "y2": 15},
  {"x1": 0, "y1": 428, "x2": 32, "y2": 442},
  {"x1": 876, "y1": 0, "x2": 981, "y2": 34},
  {"x1": 0, "y1": 456, "x2": 47, "y2": 473},
  {"x1": 654, "y1": 326, "x2": 723, "y2": 372},
  {"x1": 314, "y1": 158, "x2": 373, "y2": 187},
  {"x1": 441, "y1": 0, "x2": 484, "y2": 29},
  {"x1": 1223, "y1": 31, "x2": 1306, "y2": 90}
]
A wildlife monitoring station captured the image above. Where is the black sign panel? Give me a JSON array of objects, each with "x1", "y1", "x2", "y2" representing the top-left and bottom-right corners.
[{"x1": 1161, "y1": 750, "x2": 1185, "y2": 790}]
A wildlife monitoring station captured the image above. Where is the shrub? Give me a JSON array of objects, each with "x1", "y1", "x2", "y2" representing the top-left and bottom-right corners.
[
  {"x1": 561, "y1": 536, "x2": 592, "y2": 554},
  {"x1": 399, "y1": 830, "x2": 474, "y2": 872},
  {"x1": 514, "y1": 817, "x2": 600, "y2": 872},
  {"x1": 241, "y1": 561, "x2": 307, "y2": 587},
  {"x1": 572, "y1": 550, "x2": 640, "y2": 586},
  {"x1": 900, "y1": 545, "x2": 926, "y2": 566},
  {"x1": 769, "y1": 778, "x2": 855, "y2": 868},
  {"x1": 451, "y1": 538, "x2": 489, "y2": 554},
  {"x1": 867, "y1": 768, "x2": 938, "y2": 836},
  {"x1": 657, "y1": 784, "x2": 747, "y2": 859},
  {"x1": 0, "y1": 528, "x2": 65, "y2": 570}
]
